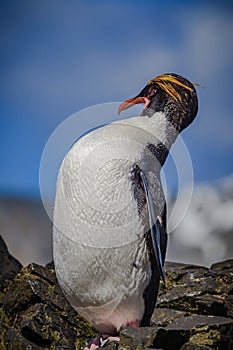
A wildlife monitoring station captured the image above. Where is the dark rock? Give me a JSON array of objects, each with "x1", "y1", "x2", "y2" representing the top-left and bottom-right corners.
[
  {"x1": 104, "y1": 342, "x2": 119, "y2": 350},
  {"x1": 195, "y1": 295, "x2": 227, "y2": 316},
  {"x1": 153, "y1": 326, "x2": 190, "y2": 350},
  {"x1": 0, "y1": 235, "x2": 22, "y2": 294},
  {"x1": 180, "y1": 343, "x2": 212, "y2": 349},
  {"x1": 225, "y1": 295, "x2": 233, "y2": 318},
  {"x1": 157, "y1": 261, "x2": 233, "y2": 319},
  {"x1": 151, "y1": 308, "x2": 189, "y2": 327},
  {"x1": 0, "y1": 237, "x2": 233, "y2": 350},
  {"x1": 5, "y1": 328, "x2": 42, "y2": 350},
  {"x1": 210, "y1": 259, "x2": 233, "y2": 271},
  {"x1": 119, "y1": 326, "x2": 157, "y2": 349},
  {"x1": 152, "y1": 315, "x2": 233, "y2": 350},
  {"x1": 163, "y1": 262, "x2": 208, "y2": 290},
  {"x1": 0, "y1": 260, "x2": 97, "y2": 349}
]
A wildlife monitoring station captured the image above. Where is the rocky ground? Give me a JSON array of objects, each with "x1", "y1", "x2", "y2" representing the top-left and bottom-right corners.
[{"x1": 0, "y1": 235, "x2": 232, "y2": 350}]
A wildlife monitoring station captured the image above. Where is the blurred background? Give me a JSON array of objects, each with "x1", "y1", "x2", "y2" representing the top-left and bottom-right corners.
[{"x1": 1, "y1": 0, "x2": 233, "y2": 267}]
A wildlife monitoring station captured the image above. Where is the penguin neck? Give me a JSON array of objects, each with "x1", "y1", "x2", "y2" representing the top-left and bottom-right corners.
[
  {"x1": 115, "y1": 111, "x2": 180, "y2": 167},
  {"x1": 141, "y1": 111, "x2": 181, "y2": 168},
  {"x1": 147, "y1": 111, "x2": 179, "y2": 150}
]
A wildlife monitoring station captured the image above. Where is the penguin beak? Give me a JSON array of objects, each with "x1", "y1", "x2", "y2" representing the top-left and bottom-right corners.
[{"x1": 118, "y1": 96, "x2": 150, "y2": 115}]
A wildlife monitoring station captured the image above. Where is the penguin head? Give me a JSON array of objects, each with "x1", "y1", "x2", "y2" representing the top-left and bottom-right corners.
[{"x1": 118, "y1": 73, "x2": 198, "y2": 132}]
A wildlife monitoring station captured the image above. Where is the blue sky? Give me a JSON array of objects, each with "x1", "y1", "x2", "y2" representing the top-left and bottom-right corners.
[{"x1": 1, "y1": 0, "x2": 233, "y2": 198}]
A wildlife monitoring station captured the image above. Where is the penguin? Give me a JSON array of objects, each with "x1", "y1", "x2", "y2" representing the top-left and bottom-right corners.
[{"x1": 53, "y1": 73, "x2": 198, "y2": 349}]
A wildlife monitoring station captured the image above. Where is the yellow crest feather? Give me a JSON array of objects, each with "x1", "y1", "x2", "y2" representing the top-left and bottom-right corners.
[{"x1": 146, "y1": 74, "x2": 197, "y2": 102}]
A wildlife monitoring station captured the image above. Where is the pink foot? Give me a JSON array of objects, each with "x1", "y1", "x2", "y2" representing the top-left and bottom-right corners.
[
  {"x1": 127, "y1": 320, "x2": 140, "y2": 328},
  {"x1": 84, "y1": 334, "x2": 120, "y2": 349},
  {"x1": 84, "y1": 336, "x2": 100, "y2": 350}
]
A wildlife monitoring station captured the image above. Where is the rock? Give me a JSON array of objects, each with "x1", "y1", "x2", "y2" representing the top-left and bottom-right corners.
[
  {"x1": 0, "y1": 235, "x2": 22, "y2": 294},
  {"x1": 0, "y1": 261, "x2": 97, "y2": 349},
  {"x1": 180, "y1": 343, "x2": 213, "y2": 349},
  {"x1": 153, "y1": 315, "x2": 233, "y2": 350},
  {"x1": 157, "y1": 260, "x2": 233, "y2": 319},
  {"x1": 0, "y1": 236, "x2": 233, "y2": 350},
  {"x1": 210, "y1": 259, "x2": 233, "y2": 271},
  {"x1": 225, "y1": 295, "x2": 233, "y2": 318},
  {"x1": 119, "y1": 326, "x2": 157, "y2": 349},
  {"x1": 151, "y1": 308, "x2": 190, "y2": 327}
]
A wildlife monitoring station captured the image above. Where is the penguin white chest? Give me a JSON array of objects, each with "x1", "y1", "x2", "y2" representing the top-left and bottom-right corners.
[{"x1": 53, "y1": 119, "x2": 162, "y2": 333}]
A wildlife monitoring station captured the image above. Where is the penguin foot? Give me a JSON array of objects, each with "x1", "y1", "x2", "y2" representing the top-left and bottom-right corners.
[
  {"x1": 84, "y1": 334, "x2": 120, "y2": 349},
  {"x1": 127, "y1": 320, "x2": 140, "y2": 328}
]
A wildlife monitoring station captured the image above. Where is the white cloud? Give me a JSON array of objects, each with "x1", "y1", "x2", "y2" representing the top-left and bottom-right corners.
[{"x1": 167, "y1": 174, "x2": 233, "y2": 266}]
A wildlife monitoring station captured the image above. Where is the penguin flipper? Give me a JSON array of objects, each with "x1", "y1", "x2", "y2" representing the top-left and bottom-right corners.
[{"x1": 139, "y1": 170, "x2": 165, "y2": 286}]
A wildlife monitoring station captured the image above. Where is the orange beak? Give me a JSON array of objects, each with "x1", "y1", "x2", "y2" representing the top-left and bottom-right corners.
[{"x1": 118, "y1": 96, "x2": 150, "y2": 115}]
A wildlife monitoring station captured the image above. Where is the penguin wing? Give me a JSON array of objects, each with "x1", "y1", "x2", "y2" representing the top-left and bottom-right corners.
[
  {"x1": 139, "y1": 169, "x2": 165, "y2": 285},
  {"x1": 138, "y1": 169, "x2": 166, "y2": 326}
]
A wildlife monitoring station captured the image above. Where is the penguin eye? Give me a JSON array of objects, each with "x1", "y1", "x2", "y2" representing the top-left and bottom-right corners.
[{"x1": 148, "y1": 87, "x2": 157, "y2": 98}]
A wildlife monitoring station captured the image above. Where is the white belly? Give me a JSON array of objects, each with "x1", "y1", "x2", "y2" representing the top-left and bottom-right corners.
[{"x1": 53, "y1": 229, "x2": 150, "y2": 333}]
